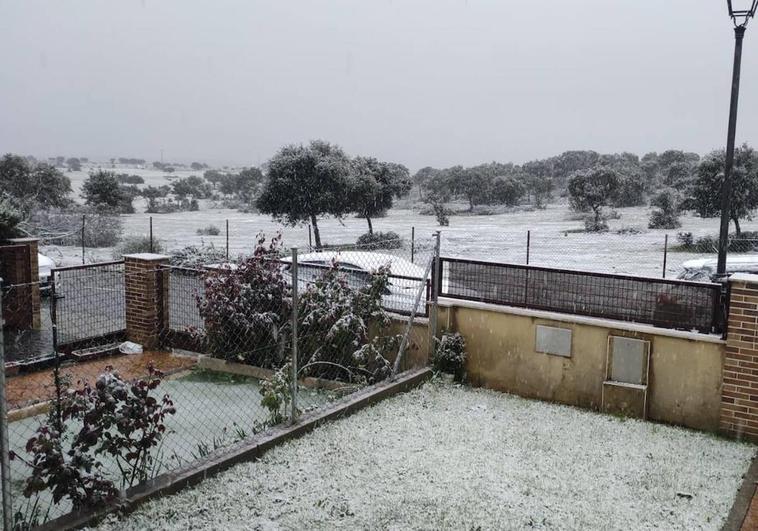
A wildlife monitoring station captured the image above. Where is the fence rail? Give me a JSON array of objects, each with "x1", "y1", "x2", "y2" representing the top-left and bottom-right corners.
[{"x1": 438, "y1": 257, "x2": 725, "y2": 334}]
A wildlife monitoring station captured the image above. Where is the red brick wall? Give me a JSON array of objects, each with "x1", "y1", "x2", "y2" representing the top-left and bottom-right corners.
[
  {"x1": 0, "y1": 239, "x2": 41, "y2": 329},
  {"x1": 720, "y1": 278, "x2": 758, "y2": 441},
  {"x1": 124, "y1": 254, "x2": 169, "y2": 350}
]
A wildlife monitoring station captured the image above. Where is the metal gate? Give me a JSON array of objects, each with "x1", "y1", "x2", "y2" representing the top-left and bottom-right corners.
[{"x1": 51, "y1": 261, "x2": 126, "y2": 353}]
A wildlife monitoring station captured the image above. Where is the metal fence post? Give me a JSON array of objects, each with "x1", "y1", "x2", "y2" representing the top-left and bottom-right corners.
[
  {"x1": 429, "y1": 232, "x2": 441, "y2": 358},
  {"x1": 662, "y1": 234, "x2": 669, "y2": 279},
  {"x1": 0, "y1": 283, "x2": 13, "y2": 531},
  {"x1": 225, "y1": 219, "x2": 229, "y2": 261},
  {"x1": 81, "y1": 214, "x2": 86, "y2": 265},
  {"x1": 526, "y1": 230, "x2": 531, "y2": 265},
  {"x1": 411, "y1": 226, "x2": 415, "y2": 264},
  {"x1": 149, "y1": 216, "x2": 154, "y2": 253},
  {"x1": 290, "y1": 247, "x2": 299, "y2": 424}
]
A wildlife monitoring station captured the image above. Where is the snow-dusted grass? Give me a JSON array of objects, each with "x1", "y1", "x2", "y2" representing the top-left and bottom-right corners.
[
  {"x1": 95, "y1": 381, "x2": 755, "y2": 530},
  {"x1": 7, "y1": 370, "x2": 334, "y2": 520},
  {"x1": 44, "y1": 202, "x2": 754, "y2": 278},
  {"x1": 46, "y1": 164, "x2": 758, "y2": 276}
]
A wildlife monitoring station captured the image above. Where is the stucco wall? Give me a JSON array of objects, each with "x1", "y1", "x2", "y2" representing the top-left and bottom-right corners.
[
  {"x1": 437, "y1": 299, "x2": 725, "y2": 432},
  {"x1": 386, "y1": 317, "x2": 430, "y2": 371}
]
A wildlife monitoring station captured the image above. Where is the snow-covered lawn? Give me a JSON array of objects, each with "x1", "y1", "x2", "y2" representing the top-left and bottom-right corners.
[
  {"x1": 44, "y1": 202, "x2": 756, "y2": 278},
  {"x1": 50, "y1": 165, "x2": 758, "y2": 277},
  {"x1": 95, "y1": 381, "x2": 755, "y2": 530},
  {"x1": 7, "y1": 370, "x2": 333, "y2": 520}
]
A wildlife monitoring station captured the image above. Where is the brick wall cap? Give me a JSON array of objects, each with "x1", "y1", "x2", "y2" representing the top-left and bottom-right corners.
[
  {"x1": 730, "y1": 273, "x2": 758, "y2": 285},
  {"x1": 123, "y1": 253, "x2": 170, "y2": 261},
  {"x1": 2, "y1": 238, "x2": 39, "y2": 244}
]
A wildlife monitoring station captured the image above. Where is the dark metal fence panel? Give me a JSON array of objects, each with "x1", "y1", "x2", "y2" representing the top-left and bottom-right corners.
[
  {"x1": 163, "y1": 266, "x2": 205, "y2": 350},
  {"x1": 439, "y1": 257, "x2": 723, "y2": 334},
  {"x1": 167, "y1": 266, "x2": 205, "y2": 332},
  {"x1": 52, "y1": 261, "x2": 126, "y2": 350}
]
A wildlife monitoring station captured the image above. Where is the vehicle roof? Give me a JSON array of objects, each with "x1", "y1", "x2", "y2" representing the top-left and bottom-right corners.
[
  {"x1": 681, "y1": 255, "x2": 758, "y2": 271},
  {"x1": 286, "y1": 251, "x2": 424, "y2": 276},
  {"x1": 37, "y1": 253, "x2": 55, "y2": 267}
]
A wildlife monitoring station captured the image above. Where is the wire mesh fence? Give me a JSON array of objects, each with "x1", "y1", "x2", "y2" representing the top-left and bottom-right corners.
[
  {"x1": 439, "y1": 257, "x2": 724, "y2": 334},
  {"x1": 0, "y1": 233, "x2": 437, "y2": 529},
  {"x1": 438, "y1": 229, "x2": 758, "y2": 280},
  {"x1": 0, "y1": 223, "x2": 738, "y2": 528},
  {"x1": 1, "y1": 282, "x2": 50, "y2": 368},
  {"x1": 33, "y1": 208, "x2": 758, "y2": 283},
  {"x1": 52, "y1": 262, "x2": 126, "y2": 354}
]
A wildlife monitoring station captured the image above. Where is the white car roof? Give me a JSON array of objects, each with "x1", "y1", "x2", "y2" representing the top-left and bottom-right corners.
[
  {"x1": 285, "y1": 251, "x2": 425, "y2": 277},
  {"x1": 681, "y1": 255, "x2": 758, "y2": 271},
  {"x1": 37, "y1": 254, "x2": 55, "y2": 268}
]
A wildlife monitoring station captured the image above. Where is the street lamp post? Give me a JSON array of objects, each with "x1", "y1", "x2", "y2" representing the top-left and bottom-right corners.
[{"x1": 717, "y1": 1, "x2": 758, "y2": 276}]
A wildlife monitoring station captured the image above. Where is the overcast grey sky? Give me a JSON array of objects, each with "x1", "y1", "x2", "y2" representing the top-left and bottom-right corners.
[{"x1": 1, "y1": 0, "x2": 756, "y2": 170}]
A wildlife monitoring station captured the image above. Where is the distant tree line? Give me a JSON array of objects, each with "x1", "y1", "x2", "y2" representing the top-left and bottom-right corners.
[
  {"x1": 3, "y1": 143, "x2": 758, "y2": 247},
  {"x1": 117, "y1": 157, "x2": 146, "y2": 165},
  {"x1": 410, "y1": 147, "x2": 758, "y2": 234}
]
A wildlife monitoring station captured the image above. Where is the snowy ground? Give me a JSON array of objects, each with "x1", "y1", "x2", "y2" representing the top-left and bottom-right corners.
[
  {"x1": 94, "y1": 380, "x2": 755, "y2": 531},
  {"x1": 45, "y1": 165, "x2": 757, "y2": 277},
  {"x1": 7, "y1": 370, "x2": 333, "y2": 521},
  {"x1": 42, "y1": 202, "x2": 755, "y2": 279}
]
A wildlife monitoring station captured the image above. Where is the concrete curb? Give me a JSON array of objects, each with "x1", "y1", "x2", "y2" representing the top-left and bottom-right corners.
[
  {"x1": 723, "y1": 452, "x2": 758, "y2": 531},
  {"x1": 37, "y1": 367, "x2": 432, "y2": 531}
]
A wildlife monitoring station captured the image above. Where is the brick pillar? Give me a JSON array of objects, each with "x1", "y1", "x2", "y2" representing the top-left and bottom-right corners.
[
  {"x1": 720, "y1": 274, "x2": 758, "y2": 441},
  {"x1": 124, "y1": 253, "x2": 170, "y2": 350},
  {"x1": 0, "y1": 238, "x2": 41, "y2": 329}
]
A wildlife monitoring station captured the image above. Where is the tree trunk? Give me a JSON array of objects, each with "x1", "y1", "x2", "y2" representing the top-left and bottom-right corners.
[
  {"x1": 469, "y1": 196, "x2": 475, "y2": 212},
  {"x1": 593, "y1": 207, "x2": 601, "y2": 225},
  {"x1": 310, "y1": 214, "x2": 322, "y2": 249},
  {"x1": 733, "y1": 215, "x2": 742, "y2": 237},
  {"x1": 366, "y1": 216, "x2": 373, "y2": 234}
]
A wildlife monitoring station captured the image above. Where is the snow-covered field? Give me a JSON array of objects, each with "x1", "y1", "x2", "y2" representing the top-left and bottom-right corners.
[
  {"x1": 94, "y1": 380, "x2": 754, "y2": 531},
  {"x1": 48, "y1": 166, "x2": 756, "y2": 278}
]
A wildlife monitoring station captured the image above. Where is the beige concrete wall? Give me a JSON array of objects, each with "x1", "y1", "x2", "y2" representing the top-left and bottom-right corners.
[
  {"x1": 385, "y1": 317, "x2": 430, "y2": 372},
  {"x1": 437, "y1": 301, "x2": 725, "y2": 432}
]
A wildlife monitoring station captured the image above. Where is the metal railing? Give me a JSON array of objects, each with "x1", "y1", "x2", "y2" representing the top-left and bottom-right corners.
[{"x1": 438, "y1": 257, "x2": 724, "y2": 334}]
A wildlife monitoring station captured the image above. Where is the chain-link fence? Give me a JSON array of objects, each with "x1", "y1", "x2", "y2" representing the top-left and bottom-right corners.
[
  {"x1": 34, "y1": 208, "x2": 758, "y2": 282},
  {"x1": 0, "y1": 233, "x2": 437, "y2": 529},
  {"x1": 441, "y1": 229, "x2": 758, "y2": 280}
]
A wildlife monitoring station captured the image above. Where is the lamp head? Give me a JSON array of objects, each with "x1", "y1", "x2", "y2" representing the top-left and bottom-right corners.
[{"x1": 728, "y1": 0, "x2": 758, "y2": 27}]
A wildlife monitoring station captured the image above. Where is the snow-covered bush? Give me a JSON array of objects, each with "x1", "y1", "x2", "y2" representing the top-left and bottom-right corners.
[
  {"x1": 615, "y1": 226, "x2": 644, "y2": 235},
  {"x1": 260, "y1": 363, "x2": 292, "y2": 425},
  {"x1": 648, "y1": 191, "x2": 681, "y2": 229},
  {"x1": 10, "y1": 366, "x2": 175, "y2": 519},
  {"x1": 673, "y1": 231, "x2": 758, "y2": 253},
  {"x1": 192, "y1": 234, "x2": 399, "y2": 384},
  {"x1": 113, "y1": 235, "x2": 164, "y2": 259},
  {"x1": 196, "y1": 224, "x2": 221, "y2": 236},
  {"x1": 26, "y1": 207, "x2": 123, "y2": 247},
  {"x1": 169, "y1": 242, "x2": 226, "y2": 268},
  {"x1": 583, "y1": 216, "x2": 609, "y2": 233},
  {"x1": 432, "y1": 332, "x2": 466, "y2": 382},
  {"x1": 298, "y1": 262, "x2": 398, "y2": 384},
  {"x1": 194, "y1": 234, "x2": 291, "y2": 367},
  {"x1": 431, "y1": 201, "x2": 450, "y2": 226},
  {"x1": 0, "y1": 196, "x2": 22, "y2": 240},
  {"x1": 356, "y1": 231, "x2": 402, "y2": 250}
]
